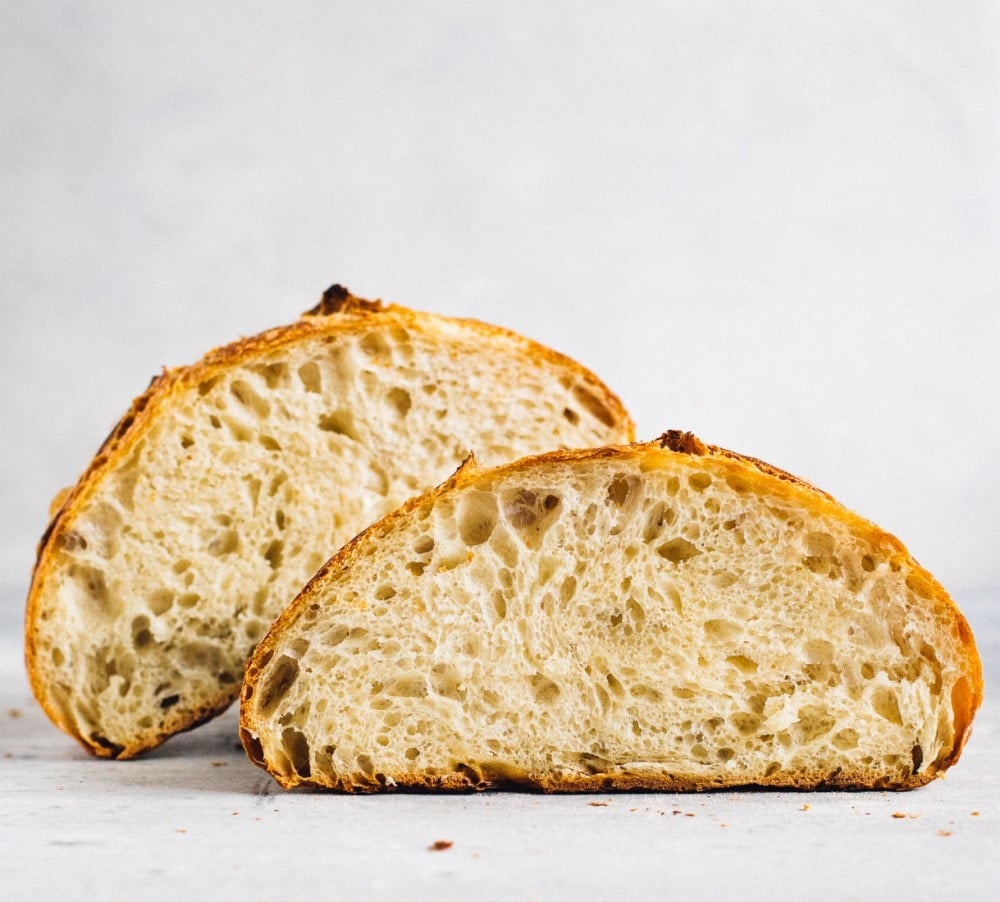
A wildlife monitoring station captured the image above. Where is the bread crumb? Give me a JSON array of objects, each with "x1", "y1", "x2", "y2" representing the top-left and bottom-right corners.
[
  {"x1": 971, "y1": 811, "x2": 980, "y2": 817},
  {"x1": 211, "y1": 761, "x2": 227, "y2": 768},
  {"x1": 801, "y1": 804, "x2": 810, "y2": 811},
  {"x1": 429, "y1": 840, "x2": 453, "y2": 852},
  {"x1": 7, "y1": 708, "x2": 23, "y2": 719},
  {"x1": 588, "y1": 801, "x2": 609, "y2": 807},
  {"x1": 685, "y1": 813, "x2": 695, "y2": 818},
  {"x1": 938, "y1": 830, "x2": 952, "y2": 837},
  {"x1": 175, "y1": 829, "x2": 187, "y2": 834},
  {"x1": 891, "y1": 812, "x2": 906, "y2": 819}
]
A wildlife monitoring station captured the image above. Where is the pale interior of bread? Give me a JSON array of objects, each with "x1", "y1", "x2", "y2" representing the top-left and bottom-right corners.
[
  {"x1": 243, "y1": 450, "x2": 973, "y2": 791},
  {"x1": 33, "y1": 321, "x2": 628, "y2": 756}
]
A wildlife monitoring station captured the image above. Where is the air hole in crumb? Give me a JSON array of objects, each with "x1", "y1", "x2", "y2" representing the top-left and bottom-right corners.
[
  {"x1": 230, "y1": 380, "x2": 270, "y2": 418},
  {"x1": 147, "y1": 590, "x2": 174, "y2": 616},
  {"x1": 629, "y1": 684, "x2": 663, "y2": 702},
  {"x1": 414, "y1": 535, "x2": 435, "y2": 555},
  {"x1": 386, "y1": 387, "x2": 411, "y2": 418},
  {"x1": 198, "y1": 376, "x2": 221, "y2": 396},
  {"x1": 52, "y1": 647, "x2": 65, "y2": 666},
  {"x1": 531, "y1": 674, "x2": 561, "y2": 704},
  {"x1": 387, "y1": 675, "x2": 427, "y2": 698},
  {"x1": 263, "y1": 539, "x2": 284, "y2": 570},
  {"x1": 297, "y1": 362, "x2": 322, "y2": 393},
  {"x1": 607, "y1": 475, "x2": 639, "y2": 508},
  {"x1": 360, "y1": 332, "x2": 390, "y2": 358},
  {"x1": 730, "y1": 712, "x2": 762, "y2": 735},
  {"x1": 375, "y1": 585, "x2": 397, "y2": 601},
  {"x1": 657, "y1": 538, "x2": 702, "y2": 563},
  {"x1": 688, "y1": 472, "x2": 712, "y2": 491},
  {"x1": 872, "y1": 688, "x2": 903, "y2": 725},
  {"x1": 563, "y1": 407, "x2": 579, "y2": 425},
  {"x1": 256, "y1": 655, "x2": 299, "y2": 716},
  {"x1": 456, "y1": 492, "x2": 499, "y2": 546},
  {"x1": 405, "y1": 747, "x2": 420, "y2": 760},
  {"x1": 606, "y1": 673, "x2": 625, "y2": 697},
  {"x1": 282, "y1": 727, "x2": 311, "y2": 778},
  {"x1": 131, "y1": 616, "x2": 153, "y2": 650},
  {"x1": 726, "y1": 655, "x2": 757, "y2": 674},
  {"x1": 208, "y1": 530, "x2": 239, "y2": 556},
  {"x1": 180, "y1": 435, "x2": 194, "y2": 449},
  {"x1": 832, "y1": 729, "x2": 859, "y2": 750},
  {"x1": 256, "y1": 362, "x2": 289, "y2": 388},
  {"x1": 318, "y1": 410, "x2": 358, "y2": 440}
]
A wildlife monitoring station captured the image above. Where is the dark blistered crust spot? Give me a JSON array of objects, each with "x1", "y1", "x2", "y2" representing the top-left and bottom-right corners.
[
  {"x1": 658, "y1": 430, "x2": 708, "y2": 455},
  {"x1": 304, "y1": 285, "x2": 384, "y2": 317}
]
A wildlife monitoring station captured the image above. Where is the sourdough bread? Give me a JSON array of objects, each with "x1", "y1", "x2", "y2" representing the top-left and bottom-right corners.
[
  {"x1": 240, "y1": 431, "x2": 981, "y2": 791},
  {"x1": 26, "y1": 285, "x2": 633, "y2": 758}
]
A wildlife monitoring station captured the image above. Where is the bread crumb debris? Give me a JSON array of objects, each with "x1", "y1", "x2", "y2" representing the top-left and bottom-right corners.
[
  {"x1": 938, "y1": 830, "x2": 953, "y2": 837},
  {"x1": 801, "y1": 804, "x2": 810, "y2": 811},
  {"x1": 429, "y1": 840, "x2": 453, "y2": 852},
  {"x1": 588, "y1": 801, "x2": 609, "y2": 807}
]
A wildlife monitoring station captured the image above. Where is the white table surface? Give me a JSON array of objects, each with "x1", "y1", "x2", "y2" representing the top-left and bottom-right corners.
[{"x1": 2, "y1": 588, "x2": 997, "y2": 901}]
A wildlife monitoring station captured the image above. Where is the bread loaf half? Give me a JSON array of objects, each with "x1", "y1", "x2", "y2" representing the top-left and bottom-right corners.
[
  {"x1": 240, "y1": 431, "x2": 981, "y2": 791},
  {"x1": 26, "y1": 285, "x2": 633, "y2": 758}
]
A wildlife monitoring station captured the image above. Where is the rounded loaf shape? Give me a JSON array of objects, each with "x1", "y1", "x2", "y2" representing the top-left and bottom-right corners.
[
  {"x1": 240, "y1": 431, "x2": 982, "y2": 791},
  {"x1": 26, "y1": 285, "x2": 633, "y2": 758}
]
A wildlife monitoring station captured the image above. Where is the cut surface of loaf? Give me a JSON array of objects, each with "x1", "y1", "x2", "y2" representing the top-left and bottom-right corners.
[
  {"x1": 240, "y1": 431, "x2": 982, "y2": 792},
  {"x1": 26, "y1": 285, "x2": 633, "y2": 758}
]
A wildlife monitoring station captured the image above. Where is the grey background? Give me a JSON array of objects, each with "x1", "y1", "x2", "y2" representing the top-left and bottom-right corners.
[{"x1": 2, "y1": 2, "x2": 998, "y2": 625}]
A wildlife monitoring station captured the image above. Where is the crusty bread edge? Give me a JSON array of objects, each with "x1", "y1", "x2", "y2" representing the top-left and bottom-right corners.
[
  {"x1": 25, "y1": 285, "x2": 634, "y2": 759},
  {"x1": 240, "y1": 432, "x2": 983, "y2": 791}
]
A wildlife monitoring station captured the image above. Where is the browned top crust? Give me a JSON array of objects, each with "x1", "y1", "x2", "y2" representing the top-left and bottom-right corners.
[{"x1": 658, "y1": 430, "x2": 836, "y2": 502}]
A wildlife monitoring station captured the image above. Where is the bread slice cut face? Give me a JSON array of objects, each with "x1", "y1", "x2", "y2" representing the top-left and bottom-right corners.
[
  {"x1": 26, "y1": 286, "x2": 633, "y2": 759},
  {"x1": 240, "y1": 431, "x2": 981, "y2": 791}
]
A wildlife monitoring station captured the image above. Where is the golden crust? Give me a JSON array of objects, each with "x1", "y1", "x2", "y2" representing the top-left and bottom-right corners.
[
  {"x1": 25, "y1": 285, "x2": 634, "y2": 759},
  {"x1": 241, "y1": 432, "x2": 983, "y2": 791}
]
